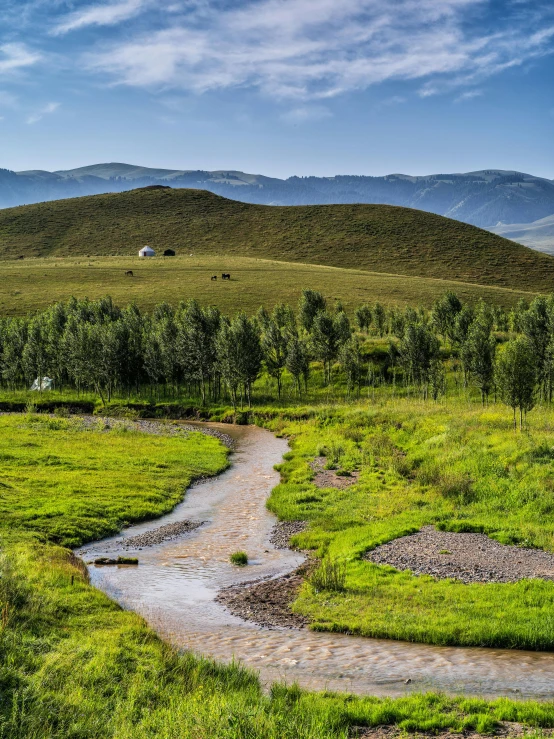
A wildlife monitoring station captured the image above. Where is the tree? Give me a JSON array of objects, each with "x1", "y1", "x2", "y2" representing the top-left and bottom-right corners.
[
  {"x1": 399, "y1": 323, "x2": 441, "y2": 399},
  {"x1": 176, "y1": 300, "x2": 219, "y2": 403},
  {"x1": 431, "y1": 291, "x2": 462, "y2": 344},
  {"x1": 285, "y1": 337, "x2": 310, "y2": 397},
  {"x1": 22, "y1": 316, "x2": 49, "y2": 388},
  {"x1": 356, "y1": 305, "x2": 373, "y2": 333},
  {"x1": 495, "y1": 337, "x2": 537, "y2": 429},
  {"x1": 261, "y1": 317, "x2": 288, "y2": 398},
  {"x1": 461, "y1": 320, "x2": 496, "y2": 404},
  {"x1": 310, "y1": 311, "x2": 339, "y2": 385},
  {"x1": 217, "y1": 314, "x2": 262, "y2": 408},
  {"x1": 334, "y1": 311, "x2": 351, "y2": 344},
  {"x1": 453, "y1": 304, "x2": 474, "y2": 347},
  {"x1": 521, "y1": 296, "x2": 551, "y2": 400},
  {"x1": 298, "y1": 289, "x2": 326, "y2": 331},
  {"x1": 372, "y1": 303, "x2": 387, "y2": 337},
  {"x1": 339, "y1": 338, "x2": 363, "y2": 397}
]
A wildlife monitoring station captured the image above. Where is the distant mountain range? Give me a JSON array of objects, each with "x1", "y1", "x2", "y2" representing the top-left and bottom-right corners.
[{"x1": 2, "y1": 162, "x2": 554, "y2": 250}]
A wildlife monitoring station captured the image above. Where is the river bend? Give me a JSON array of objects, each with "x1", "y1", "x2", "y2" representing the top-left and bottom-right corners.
[{"x1": 78, "y1": 423, "x2": 554, "y2": 699}]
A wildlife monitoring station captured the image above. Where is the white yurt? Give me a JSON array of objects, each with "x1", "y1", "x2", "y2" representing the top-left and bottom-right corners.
[{"x1": 139, "y1": 245, "x2": 155, "y2": 257}]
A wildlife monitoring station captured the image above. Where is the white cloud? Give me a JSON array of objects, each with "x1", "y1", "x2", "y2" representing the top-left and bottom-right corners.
[
  {"x1": 0, "y1": 43, "x2": 41, "y2": 74},
  {"x1": 280, "y1": 105, "x2": 332, "y2": 123},
  {"x1": 455, "y1": 89, "x2": 484, "y2": 102},
  {"x1": 83, "y1": 0, "x2": 554, "y2": 100},
  {"x1": 27, "y1": 101, "x2": 60, "y2": 124},
  {"x1": 52, "y1": 0, "x2": 148, "y2": 35}
]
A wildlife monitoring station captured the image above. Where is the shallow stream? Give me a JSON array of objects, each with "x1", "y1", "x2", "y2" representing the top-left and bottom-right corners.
[{"x1": 79, "y1": 423, "x2": 554, "y2": 699}]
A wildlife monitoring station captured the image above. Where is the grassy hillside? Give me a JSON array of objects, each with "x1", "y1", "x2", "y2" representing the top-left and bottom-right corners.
[
  {"x1": 1, "y1": 187, "x2": 554, "y2": 293},
  {"x1": 0, "y1": 255, "x2": 538, "y2": 316}
]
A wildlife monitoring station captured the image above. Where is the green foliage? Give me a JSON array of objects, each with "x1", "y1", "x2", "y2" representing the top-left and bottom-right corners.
[
  {"x1": 496, "y1": 337, "x2": 537, "y2": 428},
  {"x1": 230, "y1": 551, "x2": 249, "y2": 566}
]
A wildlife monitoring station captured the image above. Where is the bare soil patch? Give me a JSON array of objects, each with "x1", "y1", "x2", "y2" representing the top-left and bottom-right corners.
[
  {"x1": 216, "y1": 564, "x2": 312, "y2": 629},
  {"x1": 310, "y1": 456, "x2": 360, "y2": 488},
  {"x1": 366, "y1": 525, "x2": 554, "y2": 584}
]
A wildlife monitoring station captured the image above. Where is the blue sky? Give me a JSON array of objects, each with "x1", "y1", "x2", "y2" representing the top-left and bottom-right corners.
[{"x1": 0, "y1": 0, "x2": 553, "y2": 178}]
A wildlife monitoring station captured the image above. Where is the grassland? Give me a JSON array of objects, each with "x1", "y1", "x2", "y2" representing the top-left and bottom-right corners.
[
  {"x1": 5, "y1": 413, "x2": 554, "y2": 737},
  {"x1": 262, "y1": 399, "x2": 554, "y2": 650},
  {"x1": 0, "y1": 255, "x2": 539, "y2": 317},
  {"x1": 1, "y1": 187, "x2": 554, "y2": 293}
]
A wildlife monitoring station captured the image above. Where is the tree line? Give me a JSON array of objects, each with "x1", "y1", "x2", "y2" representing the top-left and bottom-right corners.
[{"x1": 0, "y1": 290, "x2": 550, "y2": 426}]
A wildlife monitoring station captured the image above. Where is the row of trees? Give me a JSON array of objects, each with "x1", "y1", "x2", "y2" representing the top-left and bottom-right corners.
[{"x1": 0, "y1": 290, "x2": 548, "y2": 426}]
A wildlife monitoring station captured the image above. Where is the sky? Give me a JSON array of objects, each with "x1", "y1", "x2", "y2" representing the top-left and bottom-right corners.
[{"x1": 0, "y1": 0, "x2": 553, "y2": 179}]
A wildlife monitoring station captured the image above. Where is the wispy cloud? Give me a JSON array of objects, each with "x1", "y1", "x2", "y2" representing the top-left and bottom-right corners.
[
  {"x1": 52, "y1": 0, "x2": 148, "y2": 35},
  {"x1": 455, "y1": 89, "x2": 484, "y2": 102},
  {"x1": 27, "y1": 101, "x2": 60, "y2": 124},
  {"x1": 81, "y1": 0, "x2": 554, "y2": 101},
  {"x1": 281, "y1": 105, "x2": 332, "y2": 123},
  {"x1": 0, "y1": 43, "x2": 41, "y2": 74}
]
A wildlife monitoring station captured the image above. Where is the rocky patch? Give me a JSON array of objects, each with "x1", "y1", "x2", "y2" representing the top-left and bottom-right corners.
[
  {"x1": 366, "y1": 525, "x2": 554, "y2": 584},
  {"x1": 269, "y1": 520, "x2": 307, "y2": 549}
]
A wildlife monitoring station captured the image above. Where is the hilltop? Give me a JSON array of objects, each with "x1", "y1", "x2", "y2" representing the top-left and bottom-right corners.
[
  {"x1": 2, "y1": 163, "x2": 553, "y2": 231},
  {"x1": 1, "y1": 187, "x2": 554, "y2": 293}
]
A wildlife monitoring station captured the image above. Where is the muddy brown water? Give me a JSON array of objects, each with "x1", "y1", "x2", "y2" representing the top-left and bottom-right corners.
[{"x1": 78, "y1": 423, "x2": 554, "y2": 699}]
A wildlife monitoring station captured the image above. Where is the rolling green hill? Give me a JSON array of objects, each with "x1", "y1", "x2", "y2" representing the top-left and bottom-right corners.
[{"x1": 1, "y1": 187, "x2": 554, "y2": 293}]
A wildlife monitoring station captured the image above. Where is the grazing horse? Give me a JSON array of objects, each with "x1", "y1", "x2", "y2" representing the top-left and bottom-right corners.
[
  {"x1": 222, "y1": 273, "x2": 231, "y2": 280},
  {"x1": 125, "y1": 270, "x2": 134, "y2": 277},
  {"x1": 211, "y1": 275, "x2": 218, "y2": 281}
]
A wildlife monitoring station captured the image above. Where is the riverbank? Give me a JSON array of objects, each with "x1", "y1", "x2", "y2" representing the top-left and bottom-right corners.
[{"x1": 6, "y1": 413, "x2": 554, "y2": 736}]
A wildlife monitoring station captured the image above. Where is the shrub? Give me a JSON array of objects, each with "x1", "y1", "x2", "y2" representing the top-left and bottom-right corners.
[
  {"x1": 230, "y1": 551, "x2": 248, "y2": 566},
  {"x1": 309, "y1": 558, "x2": 346, "y2": 593}
]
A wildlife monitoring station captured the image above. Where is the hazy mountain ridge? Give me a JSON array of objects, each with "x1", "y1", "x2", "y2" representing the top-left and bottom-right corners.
[
  {"x1": 2, "y1": 163, "x2": 554, "y2": 235},
  {"x1": 492, "y1": 215, "x2": 554, "y2": 255}
]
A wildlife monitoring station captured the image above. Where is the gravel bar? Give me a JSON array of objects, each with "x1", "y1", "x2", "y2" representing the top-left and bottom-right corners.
[
  {"x1": 366, "y1": 525, "x2": 554, "y2": 584},
  {"x1": 77, "y1": 416, "x2": 234, "y2": 447},
  {"x1": 115, "y1": 520, "x2": 205, "y2": 549},
  {"x1": 269, "y1": 520, "x2": 308, "y2": 549}
]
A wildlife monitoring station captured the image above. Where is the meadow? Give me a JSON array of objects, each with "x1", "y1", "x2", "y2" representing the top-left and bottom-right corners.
[
  {"x1": 5, "y1": 413, "x2": 554, "y2": 737},
  {"x1": 263, "y1": 399, "x2": 554, "y2": 649},
  {"x1": 0, "y1": 255, "x2": 537, "y2": 317},
  {"x1": 2, "y1": 187, "x2": 553, "y2": 293}
]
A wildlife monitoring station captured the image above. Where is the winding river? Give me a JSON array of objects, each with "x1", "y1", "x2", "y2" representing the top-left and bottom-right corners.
[{"x1": 78, "y1": 423, "x2": 554, "y2": 700}]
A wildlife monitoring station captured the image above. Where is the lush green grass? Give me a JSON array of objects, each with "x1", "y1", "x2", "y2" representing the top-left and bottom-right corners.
[
  {"x1": 0, "y1": 414, "x2": 229, "y2": 547},
  {"x1": 5, "y1": 412, "x2": 554, "y2": 736},
  {"x1": 1, "y1": 187, "x2": 553, "y2": 293},
  {"x1": 263, "y1": 399, "x2": 554, "y2": 650},
  {"x1": 0, "y1": 255, "x2": 538, "y2": 317}
]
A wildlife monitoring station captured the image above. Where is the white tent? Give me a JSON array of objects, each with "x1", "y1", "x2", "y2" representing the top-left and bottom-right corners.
[
  {"x1": 30, "y1": 377, "x2": 54, "y2": 391},
  {"x1": 139, "y1": 245, "x2": 155, "y2": 257}
]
